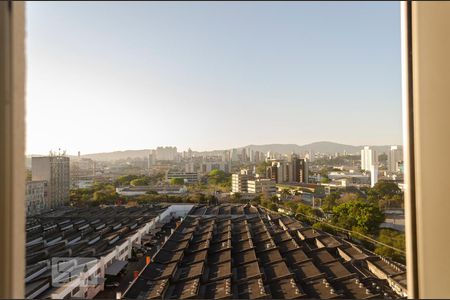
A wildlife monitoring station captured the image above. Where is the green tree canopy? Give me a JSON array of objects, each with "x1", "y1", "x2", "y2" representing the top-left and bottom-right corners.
[
  {"x1": 331, "y1": 201, "x2": 385, "y2": 234},
  {"x1": 285, "y1": 201, "x2": 299, "y2": 213},
  {"x1": 336, "y1": 192, "x2": 360, "y2": 205},
  {"x1": 170, "y1": 178, "x2": 185, "y2": 185},
  {"x1": 114, "y1": 175, "x2": 140, "y2": 187},
  {"x1": 130, "y1": 178, "x2": 149, "y2": 186},
  {"x1": 374, "y1": 229, "x2": 405, "y2": 263},
  {"x1": 320, "y1": 177, "x2": 331, "y2": 183},
  {"x1": 321, "y1": 192, "x2": 340, "y2": 212},
  {"x1": 207, "y1": 169, "x2": 231, "y2": 186},
  {"x1": 206, "y1": 194, "x2": 218, "y2": 205},
  {"x1": 191, "y1": 193, "x2": 206, "y2": 204},
  {"x1": 251, "y1": 194, "x2": 262, "y2": 205},
  {"x1": 372, "y1": 181, "x2": 402, "y2": 198},
  {"x1": 268, "y1": 203, "x2": 278, "y2": 211},
  {"x1": 296, "y1": 204, "x2": 314, "y2": 217},
  {"x1": 231, "y1": 192, "x2": 242, "y2": 203}
]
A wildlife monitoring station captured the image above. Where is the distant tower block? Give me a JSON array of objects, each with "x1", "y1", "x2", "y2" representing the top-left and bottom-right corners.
[{"x1": 370, "y1": 164, "x2": 378, "y2": 187}]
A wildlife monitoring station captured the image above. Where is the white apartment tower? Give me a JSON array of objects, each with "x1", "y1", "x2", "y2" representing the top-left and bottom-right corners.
[
  {"x1": 370, "y1": 164, "x2": 379, "y2": 187},
  {"x1": 32, "y1": 155, "x2": 70, "y2": 209},
  {"x1": 360, "y1": 146, "x2": 378, "y2": 171},
  {"x1": 232, "y1": 171, "x2": 249, "y2": 193},
  {"x1": 247, "y1": 179, "x2": 276, "y2": 194},
  {"x1": 388, "y1": 145, "x2": 403, "y2": 173}
]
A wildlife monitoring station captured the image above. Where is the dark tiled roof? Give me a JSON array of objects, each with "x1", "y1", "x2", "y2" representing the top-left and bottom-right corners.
[{"x1": 124, "y1": 204, "x2": 407, "y2": 299}]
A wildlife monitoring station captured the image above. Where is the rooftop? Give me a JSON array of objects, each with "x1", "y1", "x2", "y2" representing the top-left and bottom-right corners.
[
  {"x1": 124, "y1": 204, "x2": 407, "y2": 299},
  {"x1": 25, "y1": 205, "x2": 168, "y2": 299}
]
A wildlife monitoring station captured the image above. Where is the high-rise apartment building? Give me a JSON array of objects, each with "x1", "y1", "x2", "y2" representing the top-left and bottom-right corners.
[
  {"x1": 185, "y1": 161, "x2": 195, "y2": 173},
  {"x1": 290, "y1": 154, "x2": 309, "y2": 183},
  {"x1": 360, "y1": 146, "x2": 378, "y2": 171},
  {"x1": 148, "y1": 152, "x2": 156, "y2": 169},
  {"x1": 266, "y1": 156, "x2": 309, "y2": 184},
  {"x1": 266, "y1": 161, "x2": 290, "y2": 183},
  {"x1": 155, "y1": 146, "x2": 177, "y2": 161},
  {"x1": 254, "y1": 151, "x2": 261, "y2": 163},
  {"x1": 32, "y1": 155, "x2": 70, "y2": 209},
  {"x1": 241, "y1": 148, "x2": 247, "y2": 162},
  {"x1": 230, "y1": 149, "x2": 238, "y2": 162},
  {"x1": 248, "y1": 148, "x2": 254, "y2": 162},
  {"x1": 370, "y1": 164, "x2": 378, "y2": 187},
  {"x1": 200, "y1": 161, "x2": 231, "y2": 174},
  {"x1": 307, "y1": 150, "x2": 315, "y2": 162},
  {"x1": 388, "y1": 145, "x2": 403, "y2": 173},
  {"x1": 25, "y1": 180, "x2": 48, "y2": 216}
]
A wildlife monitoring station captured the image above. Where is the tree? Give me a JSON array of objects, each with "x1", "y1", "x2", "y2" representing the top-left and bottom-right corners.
[
  {"x1": 268, "y1": 203, "x2": 278, "y2": 211},
  {"x1": 285, "y1": 201, "x2": 299, "y2": 213},
  {"x1": 251, "y1": 194, "x2": 262, "y2": 205},
  {"x1": 296, "y1": 204, "x2": 313, "y2": 216},
  {"x1": 367, "y1": 181, "x2": 403, "y2": 209},
  {"x1": 336, "y1": 192, "x2": 360, "y2": 205},
  {"x1": 320, "y1": 176, "x2": 331, "y2": 183},
  {"x1": 321, "y1": 192, "x2": 340, "y2": 212},
  {"x1": 372, "y1": 181, "x2": 402, "y2": 198},
  {"x1": 256, "y1": 161, "x2": 270, "y2": 176},
  {"x1": 260, "y1": 200, "x2": 270, "y2": 208},
  {"x1": 231, "y1": 192, "x2": 242, "y2": 203},
  {"x1": 314, "y1": 186, "x2": 326, "y2": 197},
  {"x1": 114, "y1": 175, "x2": 140, "y2": 187},
  {"x1": 206, "y1": 194, "x2": 218, "y2": 205},
  {"x1": 130, "y1": 177, "x2": 149, "y2": 186},
  {"x1": 331, "y1": 201, "x2": 385, "y2": 234},
  {"x1": 280, "y1": 189, "x2": 291, "y2": 201},
  {"x1": 170, "y1": 178, "x2": 185, "y2": 185},
  {"x1": 374, "y1": 229, "x2": 405, "y2": 263},
  {"x1": 207, "y1": 169, "x2": 231, "y2": 192},
  {"x1": 191, "y1": 193, "x2": 206, "y2": 204},
  {"x1": 93, "y1": 191, "x2": 111, "y2": 202},
  {"x1": 296, "y1": 204, "x2": 315, "y2": 223}
]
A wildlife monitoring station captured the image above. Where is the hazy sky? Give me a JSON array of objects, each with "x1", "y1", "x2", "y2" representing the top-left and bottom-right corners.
[{"x1": 26, "y1": 1, "x2": 402, "y2": 155}]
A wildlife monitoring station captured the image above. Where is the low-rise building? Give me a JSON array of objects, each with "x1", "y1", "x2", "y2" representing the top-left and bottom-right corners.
[
  {"x1": 166, "y1": 171, "x2": 199, "y2": 184},
  {"x1": 247, "y1": 178, "x2": 276, "y2": 194},
  {"x1": 125, "y1": 204, "x2": 407, "y2": 299},
  {"x1": 25, "y1": 205, "x2": 194, "y2": 299},
  {"x1": 116, "y1": 185, "x2": 188, "y2": 196}
]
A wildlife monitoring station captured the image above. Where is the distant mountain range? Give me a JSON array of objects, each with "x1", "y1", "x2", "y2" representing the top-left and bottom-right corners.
[
  {"x1": 242, "y1": 141, "x2": 395, "y2": 156},
  {"x1": 25, "y1": 141, "x2": 399, "y2": 162}
]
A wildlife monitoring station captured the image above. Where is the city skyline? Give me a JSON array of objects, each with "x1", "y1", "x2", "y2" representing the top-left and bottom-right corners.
[
  {"x1": 26, "y1": 2, "x2": 402, "y2": 154},
  {"x1": 26, "y1": 140, "x2": 403, "y2": 157}
]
